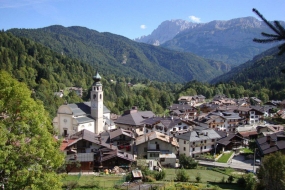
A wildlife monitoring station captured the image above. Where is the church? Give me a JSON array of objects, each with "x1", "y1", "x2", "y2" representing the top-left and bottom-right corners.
[{"x1": 53, "y1": 71, "x2": 115, "y2": 136}]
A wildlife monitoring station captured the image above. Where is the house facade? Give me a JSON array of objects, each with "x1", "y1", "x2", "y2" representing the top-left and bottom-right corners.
[{"x1": 176, "y1": 129, "x2": 221, "y2": 158}]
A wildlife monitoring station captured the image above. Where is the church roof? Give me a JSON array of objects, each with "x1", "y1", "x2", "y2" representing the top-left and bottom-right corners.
[
  {"x1": 67, "y1": 102, "x2": 110, "y2": 117},
  {"x1": 75, "y1": 116, "x2": 94, "y2": 124}
]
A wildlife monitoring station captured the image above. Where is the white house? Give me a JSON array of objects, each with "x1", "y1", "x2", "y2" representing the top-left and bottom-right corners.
[{"x1": 176, "y1": 128, "x2": 221, "y2": 158}]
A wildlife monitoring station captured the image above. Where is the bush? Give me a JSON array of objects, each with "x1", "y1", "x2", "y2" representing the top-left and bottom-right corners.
[
  {"x1": 237, "y1": 176, "x2": 246, "y2": 187},
  {"x1": 176, "y1": 169, "x2": 189, "y2": 182},
  {"x1": 196, "y1": 172, "x2": 201, "y2": 183},
  {"x1": 179, "y1": 154, "x2": 198, "y2": 169},
  {"x1": 154, "y1": 170, "x2": 166, "y2": 181},
  {"x1": 145, "y1": 175, "x2": 156, "y2": 182},
  {"x1": 228, "y1": 175, "x2": 234, "y2": 183},
  {"x1": 62, "y1": 181, "x2": 79, "y2": 189}
]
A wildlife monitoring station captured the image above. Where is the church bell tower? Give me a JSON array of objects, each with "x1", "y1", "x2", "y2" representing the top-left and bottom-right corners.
[{"x1": 91, "y1": 71, "x2": 104, "y2": 134}]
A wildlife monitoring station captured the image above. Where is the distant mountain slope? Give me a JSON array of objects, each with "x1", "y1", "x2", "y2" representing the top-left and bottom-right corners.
[
  {"x1": 8, "y1": 25, "x2": 229, "y2": 83},
  {"x1": 134, "y1": 19, "x2": 197, "y2": 45},
  {"x1": 210, "y1": 45, "x2": 285, "y2": 85},
  {"x1": 136, "y1": 17, "x2": 282, "y2": 66}
]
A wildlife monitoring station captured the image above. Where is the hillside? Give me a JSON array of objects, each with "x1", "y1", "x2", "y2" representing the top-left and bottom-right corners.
[
  {"x1": 136, "y1": 17, "x2": 281, "y2": 66},
  {"x1": 8, "y1": 25, "x2": 229, "y2": 83}
]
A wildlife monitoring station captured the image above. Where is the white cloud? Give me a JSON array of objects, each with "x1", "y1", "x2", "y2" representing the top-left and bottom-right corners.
[
  {"x1": 140, "y1": 25, "x2": 147, "y2": 29},
  {"x1": 189, "y1": 15, "x2": 201, "y2": 23}
]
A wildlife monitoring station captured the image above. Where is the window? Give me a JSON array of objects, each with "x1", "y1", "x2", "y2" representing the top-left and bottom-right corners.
[
  {"x1": 192, "y1": 148, "x2": 195, "y2": 151},
  {"x1": 93, "y1": 94, "x2": 96, "y2": 99},
  {"x1": 140, "y1": 128, "x2": 143, "y2": 131},
  {"x1": 183, "y1": 147, "x2": 186, "y2": 151},
  {"x1": 212, "y1": 139, "x2": 215, "y2": 142},
  {"x1": 160, "y1": 158, "x2": 165, "y2": 162},
  {"x1": 177, "y1": 139, "x2": 179, "y2": 142},
  {"x1": 204, "y1": 140, "x2": 207, "y2": 143},
  {"x1": 193, "y1": 142, "x2": 195, "y2": 145},
  {"x1": 204, "y1": 146, "x2": 206, "y2": 149},
  {"x1": 100, "y1": 94, "x2": 102, "y2": 99},
  {"x1": 184, "y1": 141, "x2": 186, "y2": 144}
]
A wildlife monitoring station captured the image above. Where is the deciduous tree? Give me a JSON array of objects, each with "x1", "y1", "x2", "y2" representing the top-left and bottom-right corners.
[{"x1": 0, "y1": 70, "x2": 64, "y2": 189}]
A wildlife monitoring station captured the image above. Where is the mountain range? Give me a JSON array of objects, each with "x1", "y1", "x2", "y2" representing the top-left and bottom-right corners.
[
  {"x1": 135, "y1": 17, "x2": 283, "y2": 66},
  {"x1": 8, "y1": 26, "x2": 229, "y2": 83}
]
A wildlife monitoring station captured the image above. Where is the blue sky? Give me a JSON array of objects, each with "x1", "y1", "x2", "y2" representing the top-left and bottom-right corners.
[{"x1": 1, "y1": 0, "x2": 285, "y2": 39}]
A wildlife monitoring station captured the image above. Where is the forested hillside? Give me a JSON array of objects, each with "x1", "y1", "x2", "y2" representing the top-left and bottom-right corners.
[
  {"x1": 210, "y1": 46, "x2": 285, "y2": 100},
  {"x1": 0, "y1": 32, "x2": 183, "y2": 118},
  {"x1": 8, "y1": 25, "x2": 228, "y2": 83}
]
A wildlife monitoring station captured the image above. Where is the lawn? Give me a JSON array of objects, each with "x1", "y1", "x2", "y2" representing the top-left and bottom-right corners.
[
  {"x1": 62, "y1": 174, "x2": 124, "y2": 189},
  {"x1": 217, "y1": 151, "x2": 234, "y2": 163},
  {"x1": 164, "y1": 168, "x2": 230, "y2": 182}
]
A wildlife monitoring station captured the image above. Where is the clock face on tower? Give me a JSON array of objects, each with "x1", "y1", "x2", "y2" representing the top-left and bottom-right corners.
[{"x1": 92, "y1": 102, "x2": 97, "y2": 108}]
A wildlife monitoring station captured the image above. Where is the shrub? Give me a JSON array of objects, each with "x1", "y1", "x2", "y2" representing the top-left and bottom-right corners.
[
  {"x1": 237, "y1": 176, "x2": 246, "y2": 187},
  {"x1": 196, "y1": 172, "x2": 201, "y2": 183},
  {"x1": 179, "y1": 154, "x2": 198, "y2": 169},
  {"x1": 228, "y1": 175, "x2": 234, "y2": 183},
  {"x1": 176, "y1": 169, "x2": 189, "y2": 182},
  {"x1": 145, "y1": 175, "x2": 156, "y2": 182},
  {"x1": 154, "y1": 170, "x2": 166, "y2": 181}
]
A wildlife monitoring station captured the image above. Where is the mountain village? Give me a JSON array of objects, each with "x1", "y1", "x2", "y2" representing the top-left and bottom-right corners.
[{"x1": 53, "y1": 71, "x2": 285, "y2": 179}]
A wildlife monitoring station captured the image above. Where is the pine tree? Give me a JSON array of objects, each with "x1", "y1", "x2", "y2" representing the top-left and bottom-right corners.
[{"x1": 252, "y1": 8, "x2": 285, "y2": 56}]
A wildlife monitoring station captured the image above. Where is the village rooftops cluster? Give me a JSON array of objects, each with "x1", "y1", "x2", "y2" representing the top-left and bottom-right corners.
[{"x1": 54, "y1": 74, "x2": 285, "y2": 172}]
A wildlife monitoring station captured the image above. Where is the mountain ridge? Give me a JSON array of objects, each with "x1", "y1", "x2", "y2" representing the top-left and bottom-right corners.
[{"x1": 135, "y1": 17, "x2": 283, "y2": 66}]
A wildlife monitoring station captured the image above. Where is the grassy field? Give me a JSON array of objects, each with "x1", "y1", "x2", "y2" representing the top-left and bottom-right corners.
[
  {"x1": 217, "y1": 152, "x2": 234, "y2": 163},
  {"x1": 164, "y1": 168, "x2": 230, "y2": 182},
  {"x1": 62, "y1": 168, "x2": 243, "y2": 189},
  {"x1": 62, "y1": 174, "x2": 124, "y2": 189}
]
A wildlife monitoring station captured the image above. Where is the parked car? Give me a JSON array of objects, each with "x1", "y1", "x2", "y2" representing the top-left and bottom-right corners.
[{"x1": 255, "y1": 159, "x2": 261, "y2": 166}]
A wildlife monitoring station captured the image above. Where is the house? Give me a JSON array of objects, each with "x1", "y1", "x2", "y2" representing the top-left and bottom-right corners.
[
  {"x1": 114, "y1": 106, "x2": 155, "y2": 136},
  {"x1": 256, "y1": 125, "x2": 284, "y2": 137},
  {"x1": 177, "y1": 95, "x2": 205, "y2": 106},
  {"x1": 61, "y1": 129, "x2": 134, "y2": 172},
  {"x1": 178, "y1": 96, "x2": 195, "y2": 105},
  {"x1": 69, "y1": 87, "x2": 83, "y2": 97},
  {"x1": 197, "y1": 111, "x2": 241, "y2": 132},
  {"x1": 108, "y1": 128, "x2": 135, "y2": 153},
  {"x1": 234, "y1": 107, "x2": 264, "y2": 125},
  {"x1": 216, "y1": 131, "x2": 244, "y2": 153},
  {"x1": 169, "y1": 104, "x2": 198, "y2": 120},
  {"x1": 256, "y1": 131, "x2": 285, "y2": 159},
  {"x1": 176, "y1": 128, "x2": 221, "y2": 158},
  {"x1": 141, "y1": 116, "x2": 193, "y2": 137},
  {"x1": 53, "y1": 72, "x2": 115, "y2": 136},
  {"x1": 135, "y1": 131, "x2": 179, "y2": 167},
  {"x1": 250, "y1": 97, "x2": 262, "y2": 105}
]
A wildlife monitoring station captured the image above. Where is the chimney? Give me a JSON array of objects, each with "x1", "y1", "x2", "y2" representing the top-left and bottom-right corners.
[
  {"x1": 266, "y1": 135, "x2": 271, "y2": 143},
  {"x1": 270, "y1": 138, "x2": 277, "y2": 147}
]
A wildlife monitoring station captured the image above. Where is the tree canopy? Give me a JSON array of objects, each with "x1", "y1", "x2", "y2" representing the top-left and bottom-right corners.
[{"x1": 0, "y1": 70, "x2": 64, "y2": 189}]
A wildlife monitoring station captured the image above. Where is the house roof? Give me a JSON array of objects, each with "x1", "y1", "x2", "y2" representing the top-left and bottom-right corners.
[
  {"x1": 238, "y1": 131, "x2": 258, "y2": 138},
  {"x1": 136, "y1": 131, "x2": 179, "y2": 147},
  {"x1": 169, "y1": 104, "x2": 197, "y2": 111},
  {"x1": 176, "y1": 129, "x2": 221, "y2": 142},
  {"x1": 142, "y1": 117, "x2": 189, "y2": 130},
  {"x1": 109, "y1": 128, "x2": 134, "y2": 139},
  {"x1": 217, "y1": 134, "x2": 244, "y2": 146},
  {"x1": 256, "y1": 131, "x2": 285, "y2": 156},
  {"x1": 114, "y1": 111, "x2": 155, "y2": 126},
  {"x1": 100, "y1": 148, "x2": 134, "y2": 162}
]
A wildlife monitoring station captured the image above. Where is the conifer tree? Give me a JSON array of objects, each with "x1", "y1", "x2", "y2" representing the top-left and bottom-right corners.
[{"x1": 253, "y1": 8, "x2": 285, "y2": 55}]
